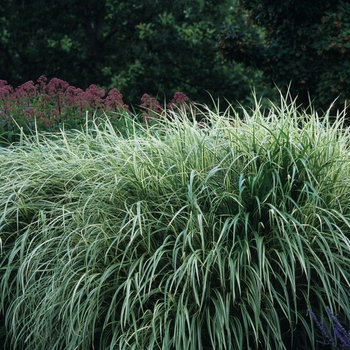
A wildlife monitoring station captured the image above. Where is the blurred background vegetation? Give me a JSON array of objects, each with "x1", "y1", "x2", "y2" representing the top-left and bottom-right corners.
[
  {"x1": 0, "y1": 0, "x2": 349, "y2": 110},
  {"x1": 218, "y1": 0, "x2": 350, "y2": 113},
  {"x1": 0, "y1": 0, "x2": 273, "y2": 110}
]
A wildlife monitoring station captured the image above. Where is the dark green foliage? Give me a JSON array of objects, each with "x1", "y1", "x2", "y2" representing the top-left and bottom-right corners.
[
  {"x1": 218, "y1": 0, "x2": 350, "y2": 110},
  {"x1": 0, "y1": 314, "x2": 6, "y2": 349},
  {"x1": 0, "y1": 0, "x2": 269, "y2": 108}
]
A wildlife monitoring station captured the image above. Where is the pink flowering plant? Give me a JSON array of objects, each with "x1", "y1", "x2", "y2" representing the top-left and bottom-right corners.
[
  {"x1": 0, "y1": 76, "x2": 130, "y2": 144},
  {"x1": 167, "y1": 91, "x2": 195, "y2": 114},
  {"x1": 139, "y1": 91, "x2": 196, "y2": 125},
  {"x1": 0, "y1": 75, "x2": 196, "y2": 144}
]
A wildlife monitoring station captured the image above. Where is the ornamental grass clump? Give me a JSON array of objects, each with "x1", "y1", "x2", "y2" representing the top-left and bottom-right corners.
[{"x1": 1, "y1": 97, "x2": 350, "y2": 349}]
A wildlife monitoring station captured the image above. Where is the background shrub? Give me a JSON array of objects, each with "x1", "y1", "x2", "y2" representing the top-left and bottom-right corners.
[
  {"x1": 0, "y1": 0, "x2": 275, "y2": 109},
  {"x1": 218, "y1": 0, "x2": 350, "y2": 112}
]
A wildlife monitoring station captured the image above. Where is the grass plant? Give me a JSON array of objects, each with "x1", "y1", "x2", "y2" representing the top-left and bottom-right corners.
[{"x1": 1, "y1": 96, "x2": 350, "y2": 349}]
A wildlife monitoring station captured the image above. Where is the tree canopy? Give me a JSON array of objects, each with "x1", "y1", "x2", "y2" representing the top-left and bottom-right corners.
[
  {"x1": 218, "y1": 0, "x2": 350, "y2": 111},
  {"x1": 0, "y1": 0, "x2": 266, "y2": 108}
]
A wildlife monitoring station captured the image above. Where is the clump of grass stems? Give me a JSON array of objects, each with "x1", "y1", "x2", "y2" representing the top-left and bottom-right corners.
[{"x1": 1, "y1": 96, "x2": 350, "y2": 349}]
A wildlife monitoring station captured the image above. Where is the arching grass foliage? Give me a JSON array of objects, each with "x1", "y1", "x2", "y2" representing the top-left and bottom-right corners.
[{"x1": 1, "y1": 98, "x2": 350, "y2": 349}]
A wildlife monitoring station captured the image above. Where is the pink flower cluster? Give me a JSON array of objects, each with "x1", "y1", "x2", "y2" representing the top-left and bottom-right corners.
[
  {"x1": 0, "y1": 75, "x2": 196, "y2": 142},
  {"x1": 0, "y1": 76, "x2": 130, "y2": 129},
  {"x1": 140, "y1": 92, "x2": 195, "y2": 124}
]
